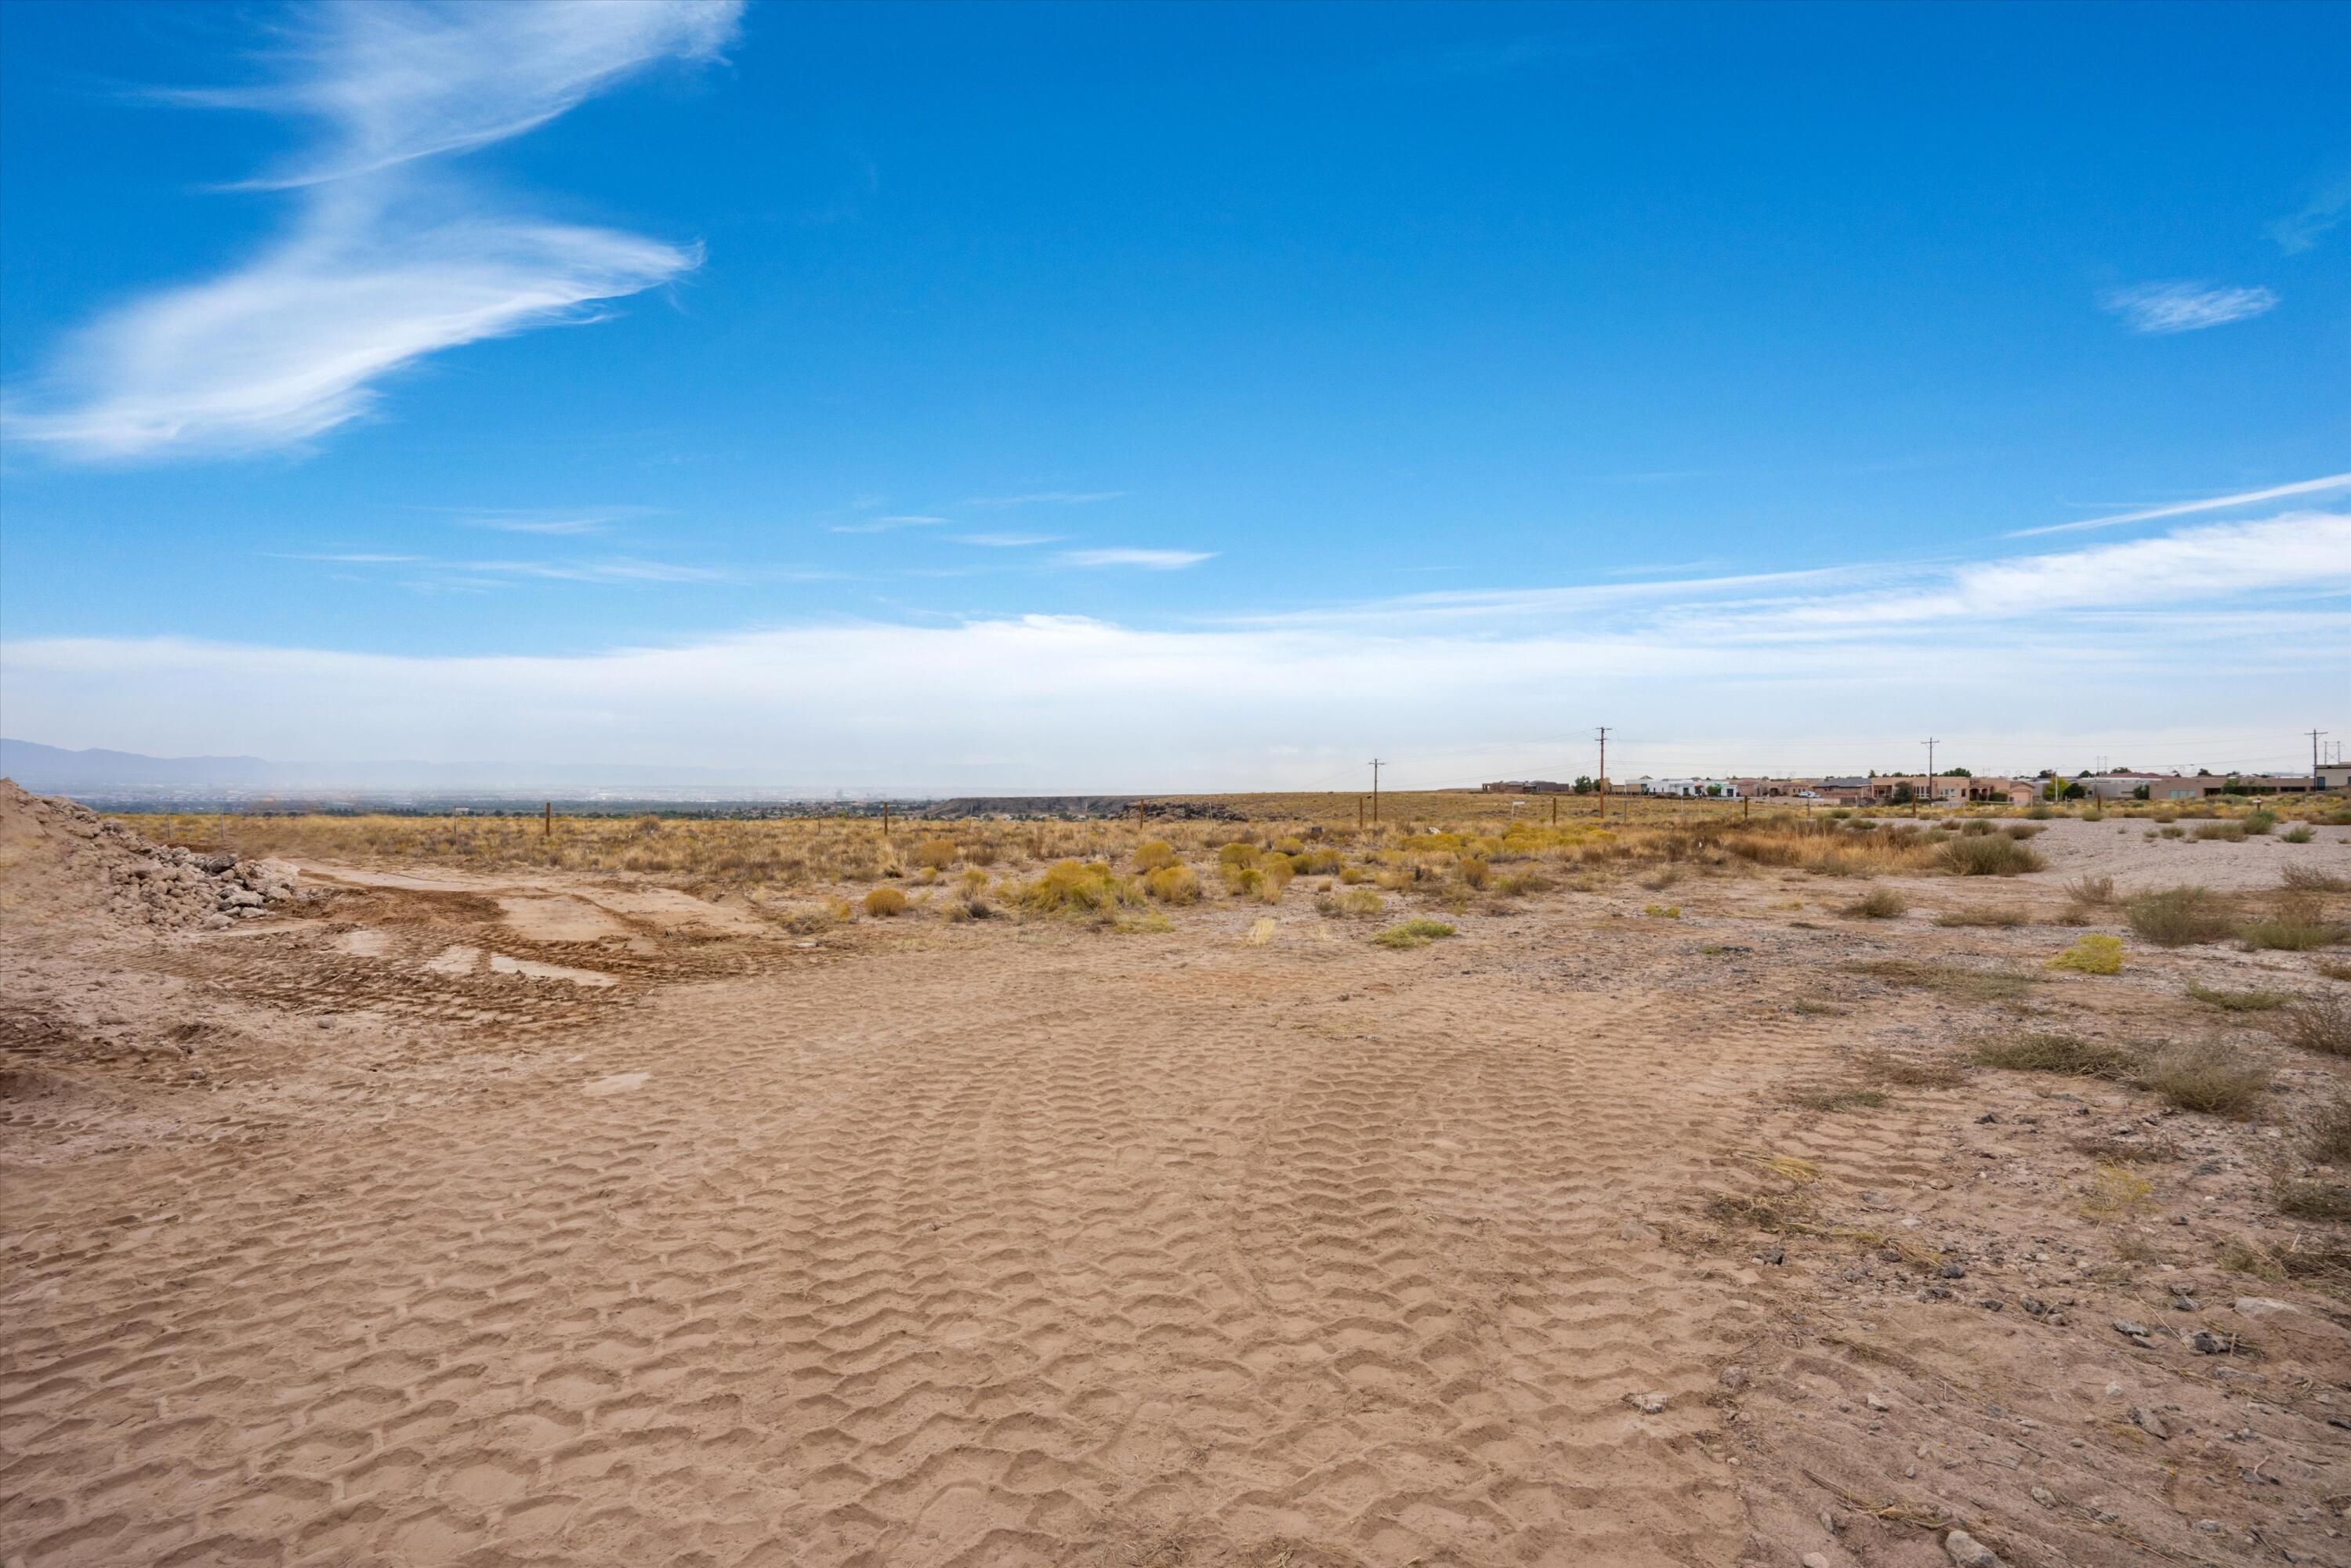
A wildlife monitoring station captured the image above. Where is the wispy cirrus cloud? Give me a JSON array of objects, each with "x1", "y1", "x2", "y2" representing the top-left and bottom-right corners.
[
  {"x1": 443, "y1": 505, "x2": 658, "y2": 537},
  {"x1": 965, "y1": 491, "x2": 1127, "y2": 509},
  {"x1": 1056, "y1": 548, "x2": 1214, "y2": 570},
  {"x1": 953, "y1": 533, "x2": 1060, "y2": 548},
  {"x1": 14, "y1": 506, "x2": 2340, "y2": 789},
  {"x1": 2270, "y1": 171, "x2": 2351, "y2": 254},
  {"x1": 5, "y1": 1, "x2": 741, "y2": 462},
  {"x1": 828, "y1": 515, "x2": 951, "y2": 534},
  {"x1": 2099, "y1": 280, "x2": 2277, "y2": 335},
  {"x1": 2006, "y1": 472, "x2": 2351, "y2": 538}
]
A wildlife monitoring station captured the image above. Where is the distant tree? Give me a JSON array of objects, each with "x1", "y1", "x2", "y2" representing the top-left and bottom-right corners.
[
  {"x1": 1940, "y1": 766, "x2": 1972, "y2": 777},
  {"x1": 1888, "y1": 782, "x2": 1914, "y2": 805},
  {"x1": 1573, "y1": 775, "x2": 1596, "y2": 795},
  {"x1": 2132, "y1": 784, "x2": 2150, "y2": 800}
]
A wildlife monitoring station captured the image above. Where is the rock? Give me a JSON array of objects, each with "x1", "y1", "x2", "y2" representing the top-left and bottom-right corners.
[
  {"x1": 2189, "y1": 1330, "x2": 2229, "y2": 1354},
  {"x1": 1865, "y1": 1392, "x2": 1890, "y2": 1410},
  {"x1": 2131, "y1": 1405, "x2": 2170, "y2": 1440},
  {"x1": 1937, "y1": 1262, "x2": 1967, "y2": 1279},
  {"x1": 1802, "y1": 1556, "x2": 1831, "y2": 1568},
  {"x1": 2111, "y1": 1319, "x2": 2150, "y2": 1340},
  {"x1": 2233, "y1": 1297, "x2": 2295, "y2": 1318},
  {"x1": 221, "y1": 887, "x2": 263, "y2": 908},
  {"x1": 1943, "y1": 1529, "x2": 2004, "y2": 1567},
  {"x1": 2031, "y1": 1486, "x2": 2056, "y2": 1507},
  {"x1": 1718, "y1": 1364, "x2": 1750, "y2": 1390},
  {"x1": 1619, "y1": 1220, "x2": 1661, "y2": 1241},
  {"x1": 1627, "y1": 1391, "x2": 1668, "y2": 1414},
  {"x1": 1755, "y1": 1244, "x2": 1785, "y2": 1265},
  {"x1": 2170, "y1": 1295, "x2": 2199, "y2": 1311},
  {"x1": 2020, "y1": 1296, "x2": 2049, "y2": 1316}
]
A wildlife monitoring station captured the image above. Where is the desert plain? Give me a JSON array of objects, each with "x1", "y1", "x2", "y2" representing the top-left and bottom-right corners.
[{"x1": 4, "y1": 783, "x2": 2349, "y2": 1568}]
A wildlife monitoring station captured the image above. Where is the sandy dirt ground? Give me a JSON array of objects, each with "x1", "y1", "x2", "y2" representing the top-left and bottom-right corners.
[{"x1": 4, "y1": 807, "x2": 2349, "y2": 1568}]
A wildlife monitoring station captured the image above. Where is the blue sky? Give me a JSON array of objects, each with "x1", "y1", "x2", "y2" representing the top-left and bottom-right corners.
[{"x1": 2, "y1": 1, "x2": 2344, "y2": 790}]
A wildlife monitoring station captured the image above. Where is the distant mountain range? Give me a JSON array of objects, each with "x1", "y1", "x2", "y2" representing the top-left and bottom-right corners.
[{"x1": 0, "y1": 738, "x2": 810, "y2": 795}]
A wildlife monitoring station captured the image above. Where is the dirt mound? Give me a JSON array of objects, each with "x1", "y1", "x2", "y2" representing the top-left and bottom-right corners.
[{"x1": 0, "y1": 778, "x2": 307, "y2": 932}]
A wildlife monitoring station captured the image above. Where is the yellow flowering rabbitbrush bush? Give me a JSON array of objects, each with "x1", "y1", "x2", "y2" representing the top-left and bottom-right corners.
[
  {"x1": 1022, "y1": 860, "x2": 1140, "y2": 915},
  {"x1": 1133, "y1": 839, "x2": 1180, "y2": 872},
  {"x1": 1143, "y1": 865, "x2": 1201, "y2": 904},
  {"x1": 2047, "y1": 934, "x2": 2123, "y2": 975},
  {"x1": 862, "y1": 887, "x2": 907, "y2": 918}
]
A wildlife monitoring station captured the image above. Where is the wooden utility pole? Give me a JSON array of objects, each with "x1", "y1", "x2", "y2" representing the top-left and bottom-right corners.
[
  {"x1": 1357, "y1": 797, "x2": 1364, "y2": 830},
  {"x1": 1596, "y1": 727, "x2": 1609, "y2": 822},
  {"x1": 1369, "y1": 759, "x2": 1384, "y2": 825},
  {"x1": 882, "y1": 802, "x2": 891, "y2": 838},
  {"x1": 2313, "y1": 729, "x2": 2329, "y2": 781},
  {"x1": 543, "y1": 801, "x2": 552, "y2": 838},
  {"x1": 1551, "y1": 795, "x2": 1558, "y2": 827},
  {"x1": 1136, "y1": 798, "x2": 1147, "y2": 829}
]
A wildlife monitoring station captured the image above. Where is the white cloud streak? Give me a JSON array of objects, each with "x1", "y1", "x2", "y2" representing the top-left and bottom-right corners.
[
  {"x1": 2007, "y1": 472, "x2": 2351, "y2": 538},
  {"x1": 2271, "y1": 172, "x2": 2351, "y2": 255},
  {"x1": 828, "y1": 516, "x2": 951, "y2": 534},
  {"x1": 965, "y1": 491, "x2": 1127, "y2": 508},
  {"x1": 6, "y1": 1, "x2": 741, "y2": 462},
  {"x1": 9, "y1": 509, "x2": 2338, "y2": 788},
  {"x1": 1056, "y1": 549, "x2": 1214, "y2": 570},
  {"x1": 2099, "y1": 281, "x2": 2278, "y2": 335}
]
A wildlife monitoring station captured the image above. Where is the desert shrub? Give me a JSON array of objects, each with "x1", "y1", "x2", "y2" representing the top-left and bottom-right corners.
[
  {"x1": 2283, "y1": 826, "x2": 2315, "y2": 844},
  {"x1": 1846, "y1": 958, "x2": 2035, "y2": 1001},
  {"x1": 2307, "y1": 1095, "x2": 2351, "y2": 1164},
  {"x1": 2277, "y1": 991, "x2": 2351, "y2": 1056},
  {"x1": 2186, "y1": 982, "x2": 2291, "y2": 1012},
  {"x1": 2005, "y1": 824, "x2": 2045, "y2": 841},
  {"x1": 2124, "y1": 886, "x2": 2234, "y2": 946},
  {"x1": 1938, "y1": 836, "x2": 2045, "y2": 876},
  {"x1": 1842, "y1": 888, "x2": 1907, "y2": 919},
  {"x1": 1936, "y1": 905, "x2": 2027, "y2": 928},
  {"x1": 962, "y1": 839, "x2": 999, "y2": 867},
  {"x1": 1259, "y1": 856, "x2": 1295, "y2": 904},
  {"x1": 1974, "y1": 1031, "x2": 2137, "y2": 1077},
  {"x1": 2275, "y1": 1179, "x2": 2351, "y2": 1221},
  {"x1": 862, "y1": 887, "x2": 907, "y2": 918},
  {"x1": 1133, "y1": 838, "x2": 1179, "y2": 872},
  {"x1": 2193, "y1": 821, "x2": 2248, "y2": 842},
  {"x1": 2243, "y1": 809, "x2": 2278, "y2": 836},
  {"x1": 2081, "y1": 1165, "x2": 2154, "y2": 1220},
  {"x1": 2066, "y1": 875, "x2": 2117, "y2": 905},
  {"x1": 2159, "y1": 826, "x2": 2186, "y2": 839},
  {"x1": 1372, "y1": 918, "x2": 1457, "y2": 950},
  {"x1": 1295, "y1": 847, "x2": 1343, "y2": 875},
  {"x1": 2137, "y1": 1041, "x2": 2266, "y2": 1117},
  {"x1": 1458, "y1": 856, "x2": 1491, "y2": 890},
  {"x1": 2241, "y1": 918, "x2": 2341, "y2": 952},
  {"x1": 1643, "y1": 904, "x2": 1682, "y2": 918},
  {"x1": 910, "y1": 837, "x2": 959, "y2": 871},
  {"x1": 1337, "y1": 864, "x2": 1371, "y2": 885},
  {"x1": 1221, "y1": 864, "x2": 1263, "y2": 896},
  {"x1": 2025, "y1": 805, "x2": 2054, "y2": 820},
  {"x1": 1317, "y1": 887, "x2": 1383, "y2": 918},
  {"x1": 1217, "y1": 842, "x2": 1260, "y2": 870},
  {"x1": 2282, "y1": 864, "x2": 2351, "y2": 893},
  {"x1": 1023, "y1": 859, "x2": 1139, "y2": 915},
  {"x1": 1143, "y1": 865, "x2": 1201, "y2": 904},
  {"x1": 2047, "y1": 934, "x2": 2124, "y2": 975}
]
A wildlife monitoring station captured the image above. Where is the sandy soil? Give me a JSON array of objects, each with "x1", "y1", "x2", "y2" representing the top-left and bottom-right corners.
[{"x1": 4, "y1": 815, "x2": 2349, "y2": 1567}]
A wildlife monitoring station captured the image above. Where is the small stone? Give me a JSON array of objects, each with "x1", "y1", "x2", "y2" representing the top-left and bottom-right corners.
[
  {"x1": 2111, "y1": 1318, "x2": 2150, "y2": 1340},
  {"x1": 1943, "y1": 1529, "x2": 2003, "y2": 1567},
  {"x1": 2132, "y1": 1405, "x2": 2170, "y2": 1440},
  {"x1": 2020, "y1": 1296, "x2": 2049, "y2": 1316},
  {"x1": 1718, "y1": 1364, "x2": 1750, "y2": 1390},
  {"x1": 1866, "y1": 1393, "x2": 1890, "y2": 1411},
  {"x1": 1755, "y1": 1244, "x2": 1785, "y2": 1265},
  {"x1": 1937, "y1": 1261, "x2": 1967, "y2": 1279},
  {"x1": 2032, "y1": 1486, "x2": 2056, "y2": 1506},
  {"x1": 1627, "y1": 1391, "x2": 1667, "y2": 1414},
  {"x1": 2171, "y1": 1295, "x2": 2198, "y2": 1311},
  {"x1": 2189, "y1": 1330, "x2": 2228, "y2": 1355},
  {"x1": 1620, "y1": 1219, "x2": 1661, "y2": 1241},
  {"x1": 1802, "y1": 1556, "x2": 1831, "y2": 1568}
]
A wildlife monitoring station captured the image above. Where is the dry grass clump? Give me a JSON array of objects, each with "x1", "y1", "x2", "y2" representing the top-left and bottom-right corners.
[
  {"x1": 2123, "y1": 885, "x2": 2236, "y2": 947},
  {"x1": 2306, "y1": 1095, "x2": 2351, "y2": 1164},
  {"x1": 2239, "y1": 904, "x2": 2345, "y2": 953},
  {"x1": 2186, "y1": 982, "x2": 2291, "y2": 1012},
  {"x1": 2193, "y1": 820, "x2": 2248, "y2": 842},
  {"x1": 1372, "y1": 918, "x2": 1456, "y2": 950},
  {"x1": 1022, "y1": 860, "x2": 1140, "y2": 916},
  {"x1": 2065, "y1": 875, "x2": 2116, "y2": 905},
  {"x1": 1937, "y1": 835, "x2": 2046, "y2": 876},
  {"x1": 2274, "y1": 1179, "x2": 2351, "y2": 1221},
  {"x1": 911, "y1": 837, "x2": 960, "y2": 871},
  {"x1": 1317, "y1": 887, "x2": 1385, "y2": 919},
  {"x1": 1143, "y1": 865, "x2": 1201, "y2": 904},
  {"x1": 862, "y1": 887, "x2": 907, "y2": 918},
  {"x1": 1841, "y1": 888, "x2": 1907, "y2": 920},
  {"x1": 1973, "y1": 1031, "x2": 2136, "y2": 1078},
  {"x1": 1844, "y1": 958, "x2": 2036, "y2": 1002},
  {"x1": 2275, "y1": 991, "x2": 2351, "y2": 1056},
  {"x1": 2137, "y1": 1041, "x2": 2266, "y2": 1118},
  {"x1": 2046, "y1": 933, "x2": 2124, "y2": 975},
  {"x1": 1935, "y1": 905, "x2": 2027, "y2": 928},
  {"x1": 2080, "y1": 1164, "x2": 2154, "y2": 1219},
  {"x1": 1642, "y1": 903, "x2": 1682, "y2": 919},
  {"x1": 1132, "y1": 839, "x2": 1180, "y2": 873},
  {"x1": 2284, "y1": 826, "x2": 2316, "y2": 842},
  {"x1": 2280, "y1": 864, "x2": 2351, "y2": 894}
]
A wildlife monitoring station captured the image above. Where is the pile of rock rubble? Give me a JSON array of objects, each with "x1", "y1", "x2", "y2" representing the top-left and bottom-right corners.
[{"x1": 1, "y1": 780, "x2": 308, "y2": 932}]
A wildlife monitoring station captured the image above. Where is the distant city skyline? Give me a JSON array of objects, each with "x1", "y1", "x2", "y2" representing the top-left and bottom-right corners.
[{"x1": 2, "y1": 1, "x2": 2343, "y2": 785}]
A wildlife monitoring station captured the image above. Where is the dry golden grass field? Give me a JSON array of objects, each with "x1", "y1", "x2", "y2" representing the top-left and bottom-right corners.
[{"x1": 5, "y1": 785, "x2": 2351, "y2": 1568}]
